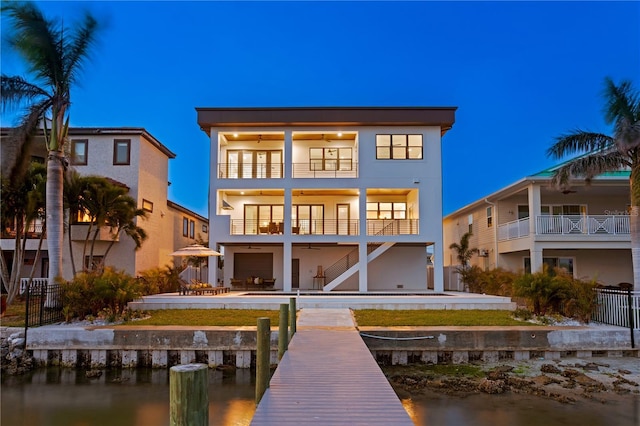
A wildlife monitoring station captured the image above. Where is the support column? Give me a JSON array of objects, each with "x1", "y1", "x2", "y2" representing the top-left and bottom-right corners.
[
  {"x1": 358, "y1": 242, "x2": 368, "y2": 292},
  {"x1": 527, "y1": 184, "x2": 541, "y2": 236},
  {"x1": 358, "y1": 190, "x2": 367, "y2": 292},
  {"x1": 530, "y1": 245, "x2": 543, "y2": 274},
  {"x1": 208, "y1": 128, "x2": 220, "y2": 286}
]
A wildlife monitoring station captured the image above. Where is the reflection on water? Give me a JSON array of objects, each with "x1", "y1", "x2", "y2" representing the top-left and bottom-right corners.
[
  {"x1": 1, "y1": 368, "x2": 256, "y2": 426},
  {"x1": 3, "y1": 368, "x2": 640, "y2": 426},
  {"x1": 402, "y1": 390, "x2": 640, "y2": 426}
]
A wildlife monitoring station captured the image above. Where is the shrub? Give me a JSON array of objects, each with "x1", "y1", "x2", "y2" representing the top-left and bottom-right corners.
[
  {"x1": 137, "y1": 266, "x2": 181, "y2": 295},
  {"x1": 459, "y1": 266, "x2": 516, "y2": 297},
  {"x1": 513, "y1": 266, "x2": 597, "y2": 321},
  {"x1": 61, "y1": 267, "x2": 141, "y2": 321}
]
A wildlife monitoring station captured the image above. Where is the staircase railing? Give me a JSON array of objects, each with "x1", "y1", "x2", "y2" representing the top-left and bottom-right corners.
[{"x1": 323, "y1": 243, "x2": 385, "y2": 286}]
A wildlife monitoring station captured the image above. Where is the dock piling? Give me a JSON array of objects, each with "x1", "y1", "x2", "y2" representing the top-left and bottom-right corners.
[
  {"x1": 169, "y1": 363, "x2": 208, "y2": 426},
  {"x1": 256, "y1": 317, "x2": 271, "y2": 404}
]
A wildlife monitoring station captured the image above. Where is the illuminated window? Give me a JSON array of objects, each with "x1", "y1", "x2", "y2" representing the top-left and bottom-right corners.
[
  {"x1": 366, "y1": 202, "x2": 406, "y2": 219},
  {"x1": 309, "y1": 147, "x2": 352, "y2": 171},
  {"x1": 142, "y1": 199, "x2": 153, "y2": 212},
  {"x1": 376, "y1": 134, "x2": 422, "y2": 159}
]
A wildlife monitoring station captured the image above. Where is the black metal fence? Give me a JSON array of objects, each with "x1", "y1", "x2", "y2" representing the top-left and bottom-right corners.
[
  {"x1": 24, "y1": 280, "x2": 64, "y2": 327},
  {"x1": 592, "y1": 287, "x2": 639, "y2": 349}
]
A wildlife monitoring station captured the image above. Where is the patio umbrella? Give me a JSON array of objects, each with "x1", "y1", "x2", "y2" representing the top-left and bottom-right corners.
[{"x1": 170, "y1": 244, "x2": 221, "y2": 281}]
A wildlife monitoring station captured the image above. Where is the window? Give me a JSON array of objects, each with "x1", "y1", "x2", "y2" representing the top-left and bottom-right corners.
[
  {"x1": 540, "y1": 205, "x2": 587, "y2": 215},
  {"x1": 468, "y1": 214, "x2": 473, "y2": 234},
  {"x1": 113, "y1": 139, "x2": 131, "y2": 165},
  {"x1": 524, "y1": 257, "x2": 574, "y2": 275},
  {"x1": 309, "y1": 147, "x2": 352, "y2": 171},
  {"x1": 71, "y1": 139, "x2": 88, "y2": 165},
  {"x1": 376, "y1": 134, "x2": 422, "y2": 159},
  {"x1": 202, "y1": 224, "x2": 208, "y2": 233},
  {"x1": 84, "y1": 255, "x2": 104, "y2": 271},
  {"x1": 183, "y1": 217, "x2": 189, "y2": 237},
  {"x1": 517, "y1": 205, "x2": 529, "y2": 219},
  {"x1": 142, "y1": 199, "x2": 153, "y2": 212},
  {"x1": 190, "y1": 220, "x2": 195, "y2": 239},
  {"x1": 292, "y1": 204, "x2": 324, "y2": 234},
  {"x1": 366, "y1": 202, "x2": 406, "y2": 219},
  {"x1": 226, "y1": 150, "x2": 282, "y2": 178},
  {"x1": 486, "y1": 207, "x2": 493, "y2": 228},
  {"x1": 244, "y1": 204, "x2": 285, "y2": 235}
]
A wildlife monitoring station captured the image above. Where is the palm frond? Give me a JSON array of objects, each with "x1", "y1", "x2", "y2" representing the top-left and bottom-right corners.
[
  {"x1": 550, "y1": 150, "x2": 628, "y2": 188},
  {"x1": 0, "y1": 75, "x2": 50, "y2": 110},
  {"x1": 603, "y1": 77, "x2": 640, "y2": 125},
  {"x1": 546, "y1": 131, "x2": 613, "y2": 159},
  {"x1": 64, "y1": 12, "x2": 101, "y2": 85}
]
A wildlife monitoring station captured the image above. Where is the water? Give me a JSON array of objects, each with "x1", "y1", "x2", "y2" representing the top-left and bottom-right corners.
[{"x1": 2, "y1": 368, "x2": 639, "y2": 426}]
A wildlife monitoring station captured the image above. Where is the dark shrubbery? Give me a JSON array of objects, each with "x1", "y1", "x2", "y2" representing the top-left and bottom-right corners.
[
  {"x1": 61, "y1": 267, "x2": 141, "y2": 321},
  {"x1": 137, "y1": 266, "x2": 181, "y2": 295},
  {"x1": 513, "y1": 266, "x2": 597, "y2": 322},
  {"x1": 459, "y1": 265, "x2": 597, "y2": 322}
]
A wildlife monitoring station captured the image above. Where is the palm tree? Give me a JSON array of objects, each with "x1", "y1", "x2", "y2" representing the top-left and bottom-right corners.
[
  {"x1": 1, "y1": 2, "x2": 102, "y2": 286},
  {"x1": 547, "y1": 77, "x2": 640, "y2": 290},
  {"x1": 449, "y1": 232, "x2": 478, "y2": 270}
]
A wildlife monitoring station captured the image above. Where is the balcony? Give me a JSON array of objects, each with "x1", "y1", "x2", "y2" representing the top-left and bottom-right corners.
[
  {"x1": 216, "y1": 162, "x2": 359, "y2": 179},
  {"x1": 498, "y1": 215, "x2": 630, "y2": 241},
  {"x1": 228, "y1": 218, "x2": 420, "y2": 236},
  {"x1": 1, "y1": 222, "x2": 45, "y2": 239}
]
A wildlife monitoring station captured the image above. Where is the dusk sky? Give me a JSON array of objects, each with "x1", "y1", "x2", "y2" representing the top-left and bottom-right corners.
[{"x1": 2, "y1": 1, "x2": 639, "y2": 218}]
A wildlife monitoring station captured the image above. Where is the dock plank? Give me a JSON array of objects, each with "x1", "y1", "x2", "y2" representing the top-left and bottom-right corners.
[{"x1": 251, "y1": 309, "x2": 413, "y2": 425}]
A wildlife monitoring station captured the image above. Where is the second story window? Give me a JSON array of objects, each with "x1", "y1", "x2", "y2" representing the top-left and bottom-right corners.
[
  {"x1": 376, "y1": 134, "x2": 422, "y2": 160},
  {"x1": 113, "y1": 139, "x2": 131, "y2": 165},
  {"x1": 71, "y1": 139, "x2": 88, "y2": 165},
  {"x1": 487, "y1": 207, "x2": 493, "y2": 228},
  {"x1": 183, "y1": 217, "x2": 189, "y2": 237},
  {"x1": 190, "y1": 220, "x2": 195, "y2": 239},
  {"x1": 310, "y1": 148, "x2": 352, "y2": 171}
]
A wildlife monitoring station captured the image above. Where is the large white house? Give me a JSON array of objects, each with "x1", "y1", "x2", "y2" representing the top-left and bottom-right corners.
[
  {"x1": 0, "y1": 127, "x2": 208, "y2": 282},
  {"x1": 443, "y1": 164, "x2": 632, "y2": 288},
  {"x1": 197, "y1": 107, "x2": 456, "y2": 292}
]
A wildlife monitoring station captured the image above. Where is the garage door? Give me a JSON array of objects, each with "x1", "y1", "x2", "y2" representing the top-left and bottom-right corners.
[{"x1": 234, "y1": 253, "x2": 273, "y2": 280}]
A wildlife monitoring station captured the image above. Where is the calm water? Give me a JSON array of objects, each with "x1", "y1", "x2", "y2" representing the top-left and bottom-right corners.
[{"x1": 2, "y1": 368, "x2": 639, "y2": 426}]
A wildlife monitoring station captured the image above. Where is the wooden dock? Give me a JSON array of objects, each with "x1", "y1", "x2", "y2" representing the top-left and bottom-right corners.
[{"x1": 251, "y1": 309, "x2": 414, "y2": 425}]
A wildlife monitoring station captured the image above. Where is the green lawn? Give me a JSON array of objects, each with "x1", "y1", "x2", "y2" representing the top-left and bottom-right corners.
[
  {"x1": 2, "y1": 301, "x2": 534, "y2": 327},
  {"x1": 353, "y1": 309, "x2": 533, "y2": 327}
]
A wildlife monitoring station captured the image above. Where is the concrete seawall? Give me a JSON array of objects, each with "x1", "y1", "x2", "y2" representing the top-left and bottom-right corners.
[{"x1": 12, "y1": 325, "x2": 639, "y2": 369}]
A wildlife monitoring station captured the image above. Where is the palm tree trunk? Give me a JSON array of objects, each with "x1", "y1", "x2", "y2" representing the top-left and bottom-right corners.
[{"x1": 45, "y1": 151, "x2": 64, "y2": 305}]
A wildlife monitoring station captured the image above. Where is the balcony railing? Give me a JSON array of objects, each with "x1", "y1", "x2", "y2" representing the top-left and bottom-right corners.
[
  {"x1": 366, "y1": 219, "x2": 419, "y2": 236},
  {"x1": 227, "y1": 218, "x2": 419, "y2": 236},
  {"x1": 292, "y1": 163, "x2": 358, "y2": 178},
  {"x1": 230, "y1": 219, "x2": 360, "y2": 235},
  {"x1": 217, "y1": 163, "x2": 284, "y2": 179},
  {"x1": 497, "y1": 218, "x2": 530, "y2": 241},
  {"x1": 536, "y1": 215, "x2": 630, "y2": 235},
  {"x1": 1, "y1": 222, "x2": 45, "y2": 239},
  {"x1": 498, "y1": 215, "x2": 630, "y2": 241}
]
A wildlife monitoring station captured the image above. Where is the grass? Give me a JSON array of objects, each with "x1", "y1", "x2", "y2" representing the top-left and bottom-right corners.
[
  {"x1": 354, "y1": 309, "x2": 535, "y2": 327},
  {"x1": 122, "y1": 309, "x2": 282, "y2": 326},
  {"x1": 1, "y1": 300, "x2": 27, "y2": 327},
  {"x1": 2, "y1": 300, "x2": 536, "y2": 328}
]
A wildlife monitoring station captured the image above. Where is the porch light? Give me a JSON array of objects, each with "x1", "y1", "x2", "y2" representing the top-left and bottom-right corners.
[
  {"x1": 338, "y1": 132, "x2": 343, "y2": 137},
  {"x1": 233, "y1": 133, "x2": 238, "y2": 137}
]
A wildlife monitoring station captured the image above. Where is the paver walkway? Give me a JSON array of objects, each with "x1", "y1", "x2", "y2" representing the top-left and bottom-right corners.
[{"x1": 251, "y1": 308, "x2": 413, "y2": 425}]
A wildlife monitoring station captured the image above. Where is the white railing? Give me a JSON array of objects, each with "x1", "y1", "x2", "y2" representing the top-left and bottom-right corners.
[
  {"x1": 536, "y1": 215, "x2": 630, "y2": 235},
  {"x1": 20, "y1": 277, "x2": 49, "y2": 295},
  {"x1": 497, "y1": 218, "x2": 530, "y2": 241},
  {"x1": 592, "y1": 288, "x2": 640, "y2": 330}
]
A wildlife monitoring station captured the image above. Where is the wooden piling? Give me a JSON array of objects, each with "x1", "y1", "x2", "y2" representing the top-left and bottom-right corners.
[
  {"x1": 256, "y1": 317, "x2": 270, "y2": 405},
  {"x1": 289, "y1": 297, "x2": 297, "y2": 337},
  {"x1": 169, "y1": 363, "x2": 208, "y2": 426},
  {"x1": 279, "y1": 304, "x2": 289, "y2": 360}
]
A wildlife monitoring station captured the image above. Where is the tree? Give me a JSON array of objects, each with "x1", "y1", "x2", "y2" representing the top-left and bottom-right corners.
[
  {"x1": 1, "y1": 2, "x2": 102, "y2": 287},
  {"x1": 0, "y1": 162, "x2": 46, "y2": 304},
  {"x1": 547, "y1": 78, "x2": 640, "y2": 290},
  {"x1": 449, "y1": 232, "x2": 479, "y2": 270}
]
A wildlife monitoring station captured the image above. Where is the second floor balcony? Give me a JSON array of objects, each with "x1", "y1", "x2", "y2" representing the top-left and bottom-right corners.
[
  {"x1": 229, "y1": 218, "x2": 419, "y2": 236},
  {"x1": 498, "y1": 215, "x2": 631, "y2": 241},
  {"x1": 217, "y1": 162, "x2": 358, "y2": 179}
]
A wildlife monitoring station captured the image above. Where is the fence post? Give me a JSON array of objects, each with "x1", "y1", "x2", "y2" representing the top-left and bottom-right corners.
[
  {"x1": 169, "y1": 364, "x2": 208, "y2": 426},
  {"x1": 627, "y1": 289, "x2": 635, "y2": 349},
  {"x1": 256, "y1": 317, "x2": 270, "y2": 405},
  {"x1": 289, "y1": 297, "x2": 296, "y2": 338},
  {"x1": 278, "y1": 304, "x2": 289, "y2": 360}
]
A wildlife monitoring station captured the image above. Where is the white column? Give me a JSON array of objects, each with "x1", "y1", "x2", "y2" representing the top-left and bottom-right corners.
[
  {"x1": 283, "y1": 241, "x2": 292, "y2": 292},
  {"x1": 283, "y1": 130, "x2": 293, "y2": 292},
  {"x1": 530, "y1": 245, "x2": 543, "y2": 274},
  {"x1": 433, "y1": 244, "x2": 444, "y2": 292},
  {"x1": 208, "y1": 128, "x2": 220, "y2": 286},
  {"x1": 358, "y1": 190, "x2": 368, "y2": 292},
  {"x1": 527, "y1": 183, "x2": 541, "y2": 236}
]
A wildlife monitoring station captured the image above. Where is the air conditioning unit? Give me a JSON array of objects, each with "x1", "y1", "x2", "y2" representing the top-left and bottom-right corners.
[{"x1": 478, "y1": 249, "x2": 489, "y2": 257}]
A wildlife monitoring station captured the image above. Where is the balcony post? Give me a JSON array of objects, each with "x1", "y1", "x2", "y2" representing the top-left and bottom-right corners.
[{"x1": 527, "y1": 184, "x2": 541, "y2": 236}]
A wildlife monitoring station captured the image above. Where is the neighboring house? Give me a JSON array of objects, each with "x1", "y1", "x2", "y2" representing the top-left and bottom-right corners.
[
  {"x1": 196, "y1": 107, "x2": 456, "y2": 292},
  {"x1": 0, "y1": 127, "x2": 207, "y2": 281},
  {"x1": 443, "y1": 164, "x2": 632, "y2": 288}
]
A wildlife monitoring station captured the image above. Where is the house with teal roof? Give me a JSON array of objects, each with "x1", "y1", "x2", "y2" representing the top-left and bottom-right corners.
[{"x1": 443, "y1": 163, "x2": 632, "y2": 288}]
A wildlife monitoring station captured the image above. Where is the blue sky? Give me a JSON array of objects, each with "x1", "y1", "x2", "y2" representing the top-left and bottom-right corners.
[{"x1": 2, "y1": 1, "x2": 639, "y2": 217}]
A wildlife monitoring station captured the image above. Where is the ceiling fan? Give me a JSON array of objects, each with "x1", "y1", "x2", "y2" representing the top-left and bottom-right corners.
[
  {"x1": 561, "y1": 188, "x2": 577, "y2": 195},
  {"x1": 301, "y1": 244, "x2": 320, "y2": 250},
  {"x1": 246, "y1": 245, "x2": 261, "y2": 250}
]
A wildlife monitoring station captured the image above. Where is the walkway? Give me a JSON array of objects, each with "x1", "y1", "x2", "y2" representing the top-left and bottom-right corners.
[{"x1": 251, "y1": 308, "x2": 413, "y2": 425}]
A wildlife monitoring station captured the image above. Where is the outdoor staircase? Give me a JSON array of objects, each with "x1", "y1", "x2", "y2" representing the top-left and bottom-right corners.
[{"x1": 322, "y1": 242, "x2": 395, "y2": 291}]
